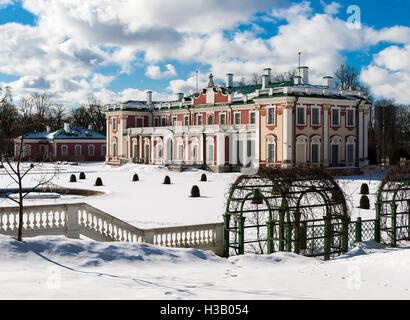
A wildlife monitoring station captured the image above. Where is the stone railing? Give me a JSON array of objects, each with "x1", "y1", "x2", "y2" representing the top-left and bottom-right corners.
[{"x1": 0, "y1": 203, "x2": 224, "y2": 256}]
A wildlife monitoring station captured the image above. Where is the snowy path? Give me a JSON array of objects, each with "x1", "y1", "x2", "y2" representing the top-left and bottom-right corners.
[{"x1": 0, "y1": 235, "x2": 409, "y2": 300}]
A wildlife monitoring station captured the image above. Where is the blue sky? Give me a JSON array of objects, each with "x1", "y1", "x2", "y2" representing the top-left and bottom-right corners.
[{"x1": 0, "y1": 0, "x2": 409, "y2": 106}]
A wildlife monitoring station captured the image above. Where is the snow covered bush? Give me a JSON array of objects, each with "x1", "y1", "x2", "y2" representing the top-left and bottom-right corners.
[
  {"x1": 70, "y1": 174, "x2": 77, "y2": 183},
  {"x1": 163, "y1": 176, "x2": 171, "y2": 185},
  {"x1": 359, "y1": 195, "x2": 370, "y2": 209},
  {"x1": 200, "y1": 174, "x2": 207, "y2": 182},
  {"x1": 95, "y1": 177, "x2": 103, "y2": 186},
  {"x1": 190, "y1": 185, "x2": 200, "y2": 198},
  {"x1": 79, "y1": 172, "x2": 86, "y2": 180},
  {"x1": 132, "y1": 174, "x2": 139, "y2": 182},
  {"x1": 360, "y1": 183, "x2": 369, "y2": 195}
]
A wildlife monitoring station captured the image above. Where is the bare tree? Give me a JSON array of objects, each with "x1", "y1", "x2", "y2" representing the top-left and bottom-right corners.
[
  {"x1": 271, "y1": 70, "x2": 295, "y2": 82},
  {"x1": 250, "y1": 73, "x2": 261, "y2": 85},
  {"x1": 334, "y1": 64, "x2": 361, "y2": 90},
  {"x1": 0, "y1": 127, "x2": 58, "y2": 241}
]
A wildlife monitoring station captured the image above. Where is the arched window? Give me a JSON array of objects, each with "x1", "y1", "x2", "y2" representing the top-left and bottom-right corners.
[
  {"x1": 207, "y1": 114, "x2": 214, "y2": 125},
  {"x1": 296, "y1": 135, "x2": 308, "y2": 164},
  {"x1": 206, "y1": 137, "x2": 214, "y2": 163},
  {"x1": 190, "y1": 138, "x2": 199, "y2": 162},
  {"x1": 111, "y1": 138, "x2": 118, "y2": 157},
  {"x1": 311, "y1": 136, "x2": 322, "y2": 164},
  {"x1": 330, "y1": 136, "x2": 342, "y2": 167},
  {"x1": 266, "y1": 135, "x2": 276, "y2": 164},
  {"x1": 346, "y1": 136, "x2": 356, "y2": 164}
]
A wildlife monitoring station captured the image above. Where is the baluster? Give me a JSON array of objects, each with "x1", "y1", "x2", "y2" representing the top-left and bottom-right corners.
[{"x1": 5, "y1": 214, "x2": 11, "y2": 231}]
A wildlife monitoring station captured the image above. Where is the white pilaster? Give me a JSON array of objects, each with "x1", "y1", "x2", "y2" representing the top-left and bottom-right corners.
[
  {"x1": 254, "y1": 109, "x2": 260, "y2": 168},
  {"x1": 323, "y1": 106, "x2": 329, "y2": 163},
  {"x1": 185, "y1": 135, "x2": 189, "y2": 162},
  {"x1": 359, "y1": 109, "x2": 364, "y2": 160},
  {"x1": 282, "y1": 104, "x2": 293, "y2": 165},
  {"x1": 230, "y1": 134, "x2": 237, "y2": 165},
  {"x1": 217, "y1": 133, "x2": 225, "y2": 166}
]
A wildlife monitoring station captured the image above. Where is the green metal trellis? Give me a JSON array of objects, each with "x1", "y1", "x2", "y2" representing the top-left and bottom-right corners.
[{"x1": 224, "y1": 168, "x2": 350, "y2": 261}]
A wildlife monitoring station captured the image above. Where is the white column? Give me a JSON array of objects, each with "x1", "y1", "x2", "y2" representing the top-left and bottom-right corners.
[
  {"x1": 200, "y1": 134, "x2": 204, "y2": 162},
  {"x1": 217, "y1": 133, "x2": 225, "y2": 166},
  {"x1": 242, "y1": 133, "x2": 248, "y2": 168},
  {"x1": 150, "y1": 137, "x2": 154, "y2": 164},
  {"x1": 120, "y1": 116, "x2": 127, "y2": 157},
  {"x1": 230, "y1": 134, "x2": 237, "y2": 165},
  {"x1": 254, "y1": 109, "x2": 260, "y2": 168},
  {"x1": 364, "y1": 110, "x2": 369, "y2": 161},
  {"x1": 323, "y1": 106, "x2": 329, "y2": 163},
  {"x1": 185, "y1": 135, "x2": 189, "y2": 162},
  {"x1": 282, "y1": 104, "x2": 293, "y2": 166},
  {"x1": 359, "y1": 109, "x2": 364, "y2": 160}
]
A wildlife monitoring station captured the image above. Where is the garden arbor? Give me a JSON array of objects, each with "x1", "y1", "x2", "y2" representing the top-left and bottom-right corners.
[
  {"x1": 224, "y1": 168, "x2": 350, "y2": 260},
  {"x1": 376, "y1": 164, "x2": 410, "y2": 246}
]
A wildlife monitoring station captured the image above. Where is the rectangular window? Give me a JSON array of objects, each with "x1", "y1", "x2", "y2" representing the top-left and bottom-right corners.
[
  {"x1": 113, "y1": 144, "x2": 117, "y2": 157},
  {"x1": 311, "y1": 144, "x2": 320, "y2": 164},
  {"x1": 184, "y1": 116, "x2": 189, "y2": 126},
  {"x1": 197, "y1": 115, "x2": 203, "y2": 125},
  {"x1": 23, "y1": 145, "x2": 31, "y2": 157},
  {"x1": 332, "y1": 108, "x2": 340, "y2": 126},
  {"x1": 267, "y1": 107, "x2": 275, "y2": 125},
  {"x1": 268, "y1": 143, "x2": 275, "y2": 163},
  {"x1": 347, "y1": 144, "x2": 354, "y2": 163},
  {"x1": 75, "y1": 145, "x2": 81, "y2": 156},
  {"x1": 154, "y1": 118, "x2": 159, "y2": 127},
  {"x1": 220, "y1": 113, "x2": 226, "y2": 125},
  {"x1": 347, "y1": 109, "x2": 355, "y2": 127},
  {"x1": 297, "y1": 107, "x2": 305, "y2": 125},
  {"x1": 102, "y1": 145, "x2": 107, "y2": 157},
  {"x1": 88, "y1": 145, "x2": 95, "y2": 157},
  {"x1": 112, "y1": 118, "x2": 117, "y2": 131},
  {"x1": 234, "y1": 113, "x2": 241, "y2": 125},
  {"x1": 311, "y1": 108, "x2": 320, "y2": 126},
  {"x1": 172, "y1": 116, "x2": 177, "y2": 126},
  {"x1": 207, "y1": 145, "x2": 214, "y2": 162},
  {"x1": 61, "y1": 145, "x2": 68, "y2": 157},
  {"x1": 250, "y1": 112, "x2": 256, "y2": 124}
]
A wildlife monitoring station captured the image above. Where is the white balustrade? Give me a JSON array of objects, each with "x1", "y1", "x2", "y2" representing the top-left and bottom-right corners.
[{"x1": 0, "y1": 203, "x2": 225, "y2": 256}]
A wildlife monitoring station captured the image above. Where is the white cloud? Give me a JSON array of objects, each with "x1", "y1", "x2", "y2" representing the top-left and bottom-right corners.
[
  {"x1": 0, "y1": 0, "x2": 410, "y2": 105},
  {"x1": 0, "y1": 0, "x2": 13, "y2": 9},
  {"x1": 145, "y1": 64, "x2": 177, "y2": 79},
  {"x1": 321, "y1": 1, "x2": 341, "y2": 15}
]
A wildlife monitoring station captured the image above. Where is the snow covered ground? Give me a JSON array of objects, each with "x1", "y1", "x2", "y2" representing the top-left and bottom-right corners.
[
  {"x1": 0, "y1": 162, "x2": 240, "y2": 228},
  {"x1": 0, "y1": 162, "x2": 381, "y2": 229},
  {"x1": 0, "y1": 234, "x2": 409, "y2": 300}
]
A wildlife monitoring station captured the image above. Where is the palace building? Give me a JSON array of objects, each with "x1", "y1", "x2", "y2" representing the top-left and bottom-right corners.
[{"x1": 104, "y1": 67, "x2": 371, "y2": 174}]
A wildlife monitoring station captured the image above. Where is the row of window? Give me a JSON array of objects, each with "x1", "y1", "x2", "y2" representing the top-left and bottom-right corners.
[
  {"x1": 154, "y1": 112, "x2": 256, "y2": 127},
  {"x1": 296, "y1": 107, "x2": 355, "y2": 127},
  {"x1": 112, "y1": 106, "x2": 355, "y2": 130},
  {"x1": 16, "y1": 145, "x2": 107, "y2": 157},
  {"x1": 266, "y1": 142, "x2": 356, "y2": 164}
]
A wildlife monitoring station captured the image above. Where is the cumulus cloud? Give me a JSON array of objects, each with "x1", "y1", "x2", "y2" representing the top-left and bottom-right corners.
[
  {"x1": 145, "y1": 64, "x2": 177, "y2": 79},
  {"x1": 0, "y1": 0, "x2": 409, "y2": 105}
]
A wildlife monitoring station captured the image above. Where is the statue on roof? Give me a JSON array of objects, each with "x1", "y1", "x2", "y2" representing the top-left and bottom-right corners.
[{"x1": 208, "y1": 73, "x2": 215, "y2": 88}]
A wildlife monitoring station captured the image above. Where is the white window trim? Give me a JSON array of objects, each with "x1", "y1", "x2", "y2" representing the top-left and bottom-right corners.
[
  {"x1": 23, "y1": 145, "x2": 31, "y2": 157},
  {"x1": 311, "y1": 106, "x2": 321, "y2": 126},
  {"x1": 88, "y1": 145, "x2": 95, "y2": 156},
  {"x1": 102, "y1": 145, "x2": 107, "y2": 157},
  {"x1": 267, "y1": 106, "x2": 276, "y2": 126},
  {"x1": 346, "y1": 108, "x2": 355, "y2": 127},
  {"x1": 75, "y1": 145, "x2": 82, "y2": 157},
  {"x1": 296, "y1": 106, "x2": 307, "y2": 126},
  {"x1": 267, "y1": 142, "x2": 276, "y2": 164},
  {"x1": 184, "y1": 115, "x2": 189, "y2": 126},
  {"x1": 219, "y1": 112, "x2": 227, "y2": 125},
  {"x1": 249, "y1": 111, "x2": 256, "y2": 124},
  {"x1": 346, "y1": 143, "x2": 355, "y2": 163},
  {"x1": 197, "y1": 114, "x2": 203, "y2": 125},
  {"x1": 61, "y1": 145, "x2": 68, "y2": 156},
  {"x1": 234, "y1": 112, "x2": 241, "y2": 125},
  {"x1": 331, "y1": 107, "x2": 341, "y2": 127},
  {"x1": 207, "y1": 114, "x2": 214, "y2": 125},
  {"x1": 311, "y1": 143, "x2": 321, "y2": 164}
]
